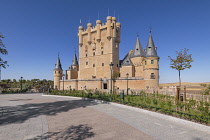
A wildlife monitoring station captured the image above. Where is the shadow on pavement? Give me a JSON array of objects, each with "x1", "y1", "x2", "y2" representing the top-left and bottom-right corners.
[
  {"x1": 9, "y1": 99, "x2": 32, "y2": 101},
  {"x1": 0, "y1": 99, "x2": 104, "y2": 125},
  {"x1": 28, "y1": 124, "x2": 95, "y2": 140}
]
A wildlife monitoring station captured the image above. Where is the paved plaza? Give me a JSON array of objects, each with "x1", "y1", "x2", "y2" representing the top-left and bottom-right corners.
[{"x1": 0, "y1": 93, "x2": 210, "y2": 140}]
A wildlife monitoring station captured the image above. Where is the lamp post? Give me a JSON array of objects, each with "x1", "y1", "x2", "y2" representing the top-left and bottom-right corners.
[
  {"x1": 20, "y1": 77, "x2": 23, "y2": 92},
  {"x1": 0, "y1": 66, "x2": 1, "y2": 82},
  {"x1": 126, "y1": 73, "x2": 129, "y2": 95},
  {"x1": 62, "y1": 74, "x2": 65, "y2": 94},
  {"x1": 109, "y1": 62, "x2": 114, "y2": 99}
]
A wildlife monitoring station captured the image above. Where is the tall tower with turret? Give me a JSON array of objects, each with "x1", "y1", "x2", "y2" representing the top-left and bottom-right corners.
[
  {"x1": 78, "y1": 16, "x2": 121, "y2": 80},
  {"x1": 54, "y1": 55, "x2": 63, "y2": 90},
  {"x1": 144, "y1": 31, "x2": 159, "y2": 87}
]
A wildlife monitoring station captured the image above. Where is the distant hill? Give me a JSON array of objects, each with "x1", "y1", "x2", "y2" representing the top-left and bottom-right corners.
[{"x1": 160, "y1": 82, "x2": 210, "y2": 94}]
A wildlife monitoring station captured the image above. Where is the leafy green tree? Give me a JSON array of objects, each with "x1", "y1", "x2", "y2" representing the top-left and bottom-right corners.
[
  {"x1": 168, "y1": 48, "x2": 193, "y2": 87},
  {"x1": 0, "y1": 33, "x2": 8, "y2": 68}
]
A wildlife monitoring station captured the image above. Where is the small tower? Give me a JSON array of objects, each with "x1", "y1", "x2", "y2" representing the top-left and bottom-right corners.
[
  {"x1": 54, "y1": 55, "x2": 63, "y2": 90},
  {"x1": 130, "y1": 35, "x2": 145, "y2": 77},
  {"x1": 66, "y1": 52, "x2": 79, "y2": 80},
  {"x1": 71, "y1": 53, "x2": 79, "y2": 70},
  {"x1": 144, "y1": 31, "x2": 159, "y2": 88}
]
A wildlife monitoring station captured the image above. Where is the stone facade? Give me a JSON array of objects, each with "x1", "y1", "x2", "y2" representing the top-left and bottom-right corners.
[{"x1": 54, "y1": 16, "x2": 159, "y2": 91}]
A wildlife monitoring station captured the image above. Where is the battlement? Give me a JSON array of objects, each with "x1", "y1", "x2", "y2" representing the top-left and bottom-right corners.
[{"x1": 78, "y1": 16, "x2": 121, "y2": 46}]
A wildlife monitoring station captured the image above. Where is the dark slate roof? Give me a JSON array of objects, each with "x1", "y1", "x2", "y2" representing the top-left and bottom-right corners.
[
  {"x1": 121, "y1": 50, "x2": 133, "y2": 66},
  {"x1": 72, "y1": 53, "x2": 78, "y2": 66},
  {"x1": 54, "y1": 55, "x2": 62, "y2": 70},
  {"x1": 145, "y1": 34, "x2": 158, "y2": 57},
  {"x1": 131, "y1": 37, "x2": 145, "y2": 58}
]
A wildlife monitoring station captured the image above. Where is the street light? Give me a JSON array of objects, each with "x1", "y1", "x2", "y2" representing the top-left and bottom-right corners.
[
  {"x1": 109, "y1": 62, "x2": 114, "y2": 99},
  {"x1": 0, "y1": 66, "x2": 1, "y2": 82},
  {"x1": 20, "y1": 77, "x2": 23, "y2": 92},
  {"x1": 126, "y1": 73, "x2": 129, "y2": 95},
  {"x1": 62, "y1": 74, "x2": 65, "y2": 94}
]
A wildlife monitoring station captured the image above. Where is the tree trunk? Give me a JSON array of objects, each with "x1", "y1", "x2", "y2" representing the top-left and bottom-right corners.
[{"x1": 178, "y1": 70, "x2": 181, "y2": 88}]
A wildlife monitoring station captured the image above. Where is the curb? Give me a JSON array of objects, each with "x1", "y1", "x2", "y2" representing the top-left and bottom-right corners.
[{"x1": 42, "y1": 94, "x2": 210, "y2": 134}]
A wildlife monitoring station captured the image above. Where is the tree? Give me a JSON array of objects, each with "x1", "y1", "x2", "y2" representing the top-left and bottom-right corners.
[
  {"x1": 0, "y1": 33, "x2": 8, "y2": 68},
  {"x1": 168, "y1": 48, "x2": 193, "y2": 87}
]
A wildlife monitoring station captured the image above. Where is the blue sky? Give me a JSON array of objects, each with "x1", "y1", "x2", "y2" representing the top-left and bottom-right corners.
[{"x1": 1, "y1": 0, "x2": 210, "y2": 83}]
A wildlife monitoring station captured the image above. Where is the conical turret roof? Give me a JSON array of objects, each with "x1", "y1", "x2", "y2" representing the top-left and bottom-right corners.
[
  {"x1": 145, "y1": 33, "x2": 158, "y2": 57},
  {"x1": 72, "y1": 53, "x2": 78, "y2": 66},
  {"x1": 54, "y1": 55, "x2": 62, "y2": 70},
  {"x1": 131, "y1": 36, "x2": 145, "y2": 58}
]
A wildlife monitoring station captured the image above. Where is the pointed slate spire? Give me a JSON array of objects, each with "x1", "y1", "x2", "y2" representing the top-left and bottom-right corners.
[
  {"x1": 55, "y1": 54, "x2": 62, "y2": 70},
  {"x1": 131, "y1": 34, "x2": 145, "y2": 58},
  {"x1": 72, "y1": 52, "x2": 78, "y2": 66},
  {"x1": 145, "y1": 32, "x2": 158, "y2": 57}
]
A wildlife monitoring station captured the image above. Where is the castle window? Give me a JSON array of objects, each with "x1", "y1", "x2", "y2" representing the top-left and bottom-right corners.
[
  {"x1": 148, "y1": 47, "x2": 151, "y2": 51},
  {"x1": 55, "y1": 71, "x2": 56, "y2": 74},
  {"x1": 151, "y1": 60, "x2": 154, "y2": 64},
  {"x1": 93, "y1": 52, "x2": 95, "y2": 56},
  {"x1": 93, "y1": 64, "x2": 95, "y2": 67},
  {"x1": 101, "y1": 51, "x2": 103, "y2": 55},
  {"x1": 150, "y1": 73, "x2": 155, "y2": 79},
  {"x1": 86, "y1": 62, "x2": 88, "y2": 65},
  {"x1": 103, "y1": 83, "x2": 107, "y2": 89},
  {"x1": 117, "y1": 64, "x2": 118, "y2": 67},
  {"x1": 102, "y1": 63, "x2": 104, "y2": 66},
  {"x1": 58, "y1": 71, "x2": 60, "y2": 74},
  {"x1": 86, "y1": 53, "x2": 88, "y2": 57},
  {"x1": 145, "y1": 61, "x2": 147, "y2": 65}
]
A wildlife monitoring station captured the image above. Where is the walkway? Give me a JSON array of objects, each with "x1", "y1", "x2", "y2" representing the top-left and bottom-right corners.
[{"x1": 0, "y1": 93, "x2": 209, "y2": 140}]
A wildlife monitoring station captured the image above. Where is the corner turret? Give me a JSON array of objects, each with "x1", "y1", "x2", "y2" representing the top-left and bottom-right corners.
[
  {"x1": 144, "y1": 31, "x2": 159, "y2": 88},
  {"x1": 71, "y1": 53, "x2": 79, "y2": 70},
  {"x1": 66, "y1": 52, "x2": 79, "y2": 80},
  {"x1": 54, "y1": 55, "x2": 63, "y2": 90}
]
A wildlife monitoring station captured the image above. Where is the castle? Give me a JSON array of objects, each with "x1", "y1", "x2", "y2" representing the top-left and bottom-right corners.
[{"x1": 54, "y1": 16, "x2": 159, "y2": 92}]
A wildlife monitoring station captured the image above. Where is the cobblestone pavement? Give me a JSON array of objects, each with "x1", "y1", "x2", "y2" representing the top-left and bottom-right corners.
[{"x1": 0, "y1": 93, "x2": 210, "y2": 140}]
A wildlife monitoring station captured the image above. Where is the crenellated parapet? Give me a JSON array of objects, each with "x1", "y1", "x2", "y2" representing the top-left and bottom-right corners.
[{"x1": 78, "y1": 16, "x2": 121, "y2": 47}]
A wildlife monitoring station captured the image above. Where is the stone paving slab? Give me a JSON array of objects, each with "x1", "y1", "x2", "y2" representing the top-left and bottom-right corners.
[
  {"x1": 0, "y1": 93, "x2": 152, "y2": 140},
  {"x1": 43, "y1": 94, "x2": 210, "y2": 140}
]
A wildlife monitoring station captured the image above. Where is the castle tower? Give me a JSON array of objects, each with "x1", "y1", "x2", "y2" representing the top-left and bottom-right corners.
[
  {"x1": 130, "y1": 35, "x2": 145, "y2": 77},
  {"x1": 54, "y1": 55, "x2": 63, "y2": 90},
  {"x1": 66, "y1": 52, "x2": 79, "y2": 80},
  {"x1": 78, "y1": 16, "x2": 121, "y2": 80},
  {"x1": 71, "y1": 53, "x2": 79, "y2": 70},
  {"x1": 144, "y1": 32, "x2": 159, "y2": 88}
]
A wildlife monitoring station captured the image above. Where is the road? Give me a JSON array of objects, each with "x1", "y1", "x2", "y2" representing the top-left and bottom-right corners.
[{"x1": 0, "y1": 93, "x2": 209, "y2": 140}]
